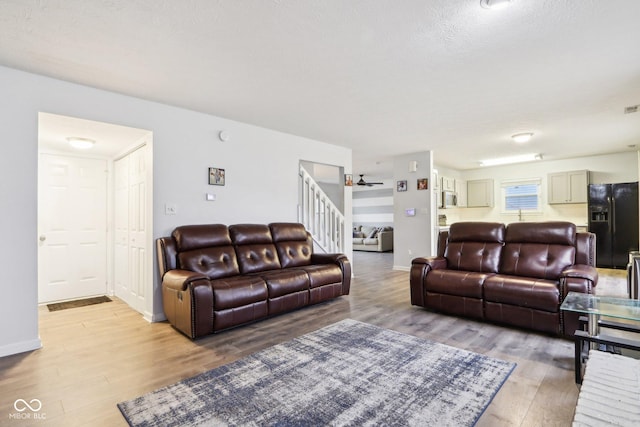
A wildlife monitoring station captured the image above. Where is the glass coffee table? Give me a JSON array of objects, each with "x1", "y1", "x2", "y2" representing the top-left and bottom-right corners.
[{"x1": 560, "y1": 292, "x2": 640, "y2": 383}]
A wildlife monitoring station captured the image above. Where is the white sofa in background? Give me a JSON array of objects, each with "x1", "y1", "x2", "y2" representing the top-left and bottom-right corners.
[{"x1": 353, "y1": 225, "x2": 393, "y2": 252}]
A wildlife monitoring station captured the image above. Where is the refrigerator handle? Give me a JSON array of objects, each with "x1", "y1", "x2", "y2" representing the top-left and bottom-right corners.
[{"x1": 611, "y1": 196, "x2": 615, "y2": 234}]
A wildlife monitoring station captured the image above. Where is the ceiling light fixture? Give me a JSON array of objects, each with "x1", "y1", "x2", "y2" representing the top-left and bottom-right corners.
[
  {"x1": 480, "y1": 0, "x2": 513, "y2": 10},
  {"x1": 67, "y1": 137, "x2": 95, "y2": 150},
  {"x1": 480, "y1": 153, "x2": 542, "y2": 167},
  {"x1": 511, "y1": 132, "x2": 534, "y2": 143}
]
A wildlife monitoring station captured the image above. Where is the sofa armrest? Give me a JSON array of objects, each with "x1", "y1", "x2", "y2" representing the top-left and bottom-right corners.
[
  {"x1": 162, "y1": 269, "x2": 209, "y2": 291},
  {"x1": 559, "y1": 264, "x2": 599, "y2": 336},
  {"x1": 311, "y1": 253, "x2": 352, "y2": 294},
  {"x1": 411, "y1": 256, "x2": 447, "y2": 270},
  {"x1": 410, "y1": 257, "x2": 447, "y2": 306},
  {"x1": 561, "y1": 264, "x2": 599, "y2": 284},
  {"x1": 378, "y1": 231, "x2": 393, "y2": 251}
]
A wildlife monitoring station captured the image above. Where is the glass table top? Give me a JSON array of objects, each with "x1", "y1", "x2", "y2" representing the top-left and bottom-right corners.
[{"x1": 561, "y1": 292, "x2": 640, "y2": 322}]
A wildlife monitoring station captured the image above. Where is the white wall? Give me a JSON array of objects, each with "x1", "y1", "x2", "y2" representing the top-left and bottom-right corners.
[
  {"x1": 393, "y1": 152, "x2": 435, "y2": 270},
  {"x1": 352, "y1": 180, "x2": 394, "y2": 227},
  {"x1": 0, "y1": 65, "x2": 352, "y2": 357},
  {"x1": 436, "y1": 152, "x2": 639, "y2": 226}
]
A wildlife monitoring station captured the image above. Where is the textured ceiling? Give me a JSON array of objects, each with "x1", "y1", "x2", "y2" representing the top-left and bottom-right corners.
[{"x1": 2, "y1": 0, "x2": 640, "y2": 178}]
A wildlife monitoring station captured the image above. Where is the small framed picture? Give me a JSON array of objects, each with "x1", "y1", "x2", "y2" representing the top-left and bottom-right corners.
[
  {"x1": 397, "y1": 180, "x2": 407, "y2": 192},
  {"x1": 417, "y1": 178, "x2": 428, "y2": 190},
  {"x1": 344, "y1": 174, "x2": 353, "y2": 187},
  {"x1": 209, "y1": 167, "x2": 225, "y2": 186}
]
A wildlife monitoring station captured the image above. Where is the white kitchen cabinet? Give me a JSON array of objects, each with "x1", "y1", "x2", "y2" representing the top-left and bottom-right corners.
[
  {"x1": 467, "y1": 179, "x2": 494, "y2": 207},
  {"x1": 455, "y1": 178, "x2": 467, "y2": 207},
  {"x1": 548, "y1": 170, "x2": 589, "y2": 204},
  {"x1": 441, "y1": 176, "x2": 456, "y2": 192}
]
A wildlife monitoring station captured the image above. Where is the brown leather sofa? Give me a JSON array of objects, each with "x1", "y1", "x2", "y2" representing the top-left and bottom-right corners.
[
  {"x1": 156, "y1": 222, "x2": 351, "y2": 339},
  {"x1": 410, "y1": 221, "x2": 598, "y2": 336}
]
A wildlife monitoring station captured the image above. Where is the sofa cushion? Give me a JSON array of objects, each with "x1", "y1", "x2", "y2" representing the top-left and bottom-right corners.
[
  {"x1": 425, "y1": 270, "x2": 489, "y2": 298},
  {"x1": 258, "y1": 269, "x2": 309, "y2": 298},
  {"x1": 172, "y1": 224, "x2": 232, "y2": 251},
  {"x1": 444, "y1": 222, "x2": 505, "y2": 273},
  {"x1": 361, "y1": 226, "x2": 378, "y2": 238},
  {"x1": 500, "y1": 222, "x2": 577, "y2": 280},
  {"x1": 270, "y1": 223, "x2": 313, "y2": 268},
  {"x1": 178, "y1": 246, "x2": 239, "y2": 279},
  {"x1": 230, "y1": 224, "x2": 281, "y2": 274},
  {"x1": 363, "y1": 238, "x2": 378, "y2": 245},
  {"x1": 297, "y1": 264, "x2": 343, "y2": 288},
  {"x1": 484, "y1": 275, "x2": 559, "y2": 312},
  {"x1": 500, "y1": 242, "x2": 575, "y2": 280},
  {"x1": 353, "y1": 238, "x2": 365, "y2": 245},
  {"x1": 505, "y1": 221, "x2": 576, "y2": 246},
  {"x1": 210, "y1": 275, "x2": 268, "y2": 310},
  {"x1": 445, "y1": 242, "x2": 503, "y2": 273},
  {"x1": 448, "y1": 222, "x2": 505, "y2": 243}
]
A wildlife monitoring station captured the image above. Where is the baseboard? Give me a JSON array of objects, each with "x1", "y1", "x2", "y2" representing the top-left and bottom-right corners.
[
  {"x1": 0, "y1": 338, "x2": 42, "y2": 358},
  {"x1": 144, "y1": 311, "x2": 167, "y2": 323},
  {"x1": 393, "y1": 265, "x2": 411, "y2": 272}
]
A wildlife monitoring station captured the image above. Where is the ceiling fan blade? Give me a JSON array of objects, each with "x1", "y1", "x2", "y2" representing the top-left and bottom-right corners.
[{"x1": 356, "y1": 174, "x2": 383, "y2": 186}]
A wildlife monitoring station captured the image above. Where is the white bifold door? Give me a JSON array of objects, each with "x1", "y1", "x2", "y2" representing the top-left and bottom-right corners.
[
  {"x1": 114, "y1": 145, "x2": 148, "y2": 314},
  {"x1": 38, "y1": 154, "x2": 107, "y2": 303}
]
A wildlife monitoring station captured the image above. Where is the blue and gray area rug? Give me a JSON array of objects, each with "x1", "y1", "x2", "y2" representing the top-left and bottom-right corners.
[{"x1": 118, "y1": 319, "x2": 515, "y2": 426}]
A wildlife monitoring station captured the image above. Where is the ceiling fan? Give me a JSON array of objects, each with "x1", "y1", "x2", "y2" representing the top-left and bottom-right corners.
[{"x1": 356, "y1": 174, "x2": 383, "y2": 186}]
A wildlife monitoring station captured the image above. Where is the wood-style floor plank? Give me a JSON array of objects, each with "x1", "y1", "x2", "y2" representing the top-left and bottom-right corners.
[{"x1": 0, "y1": 251, "x2": 627, "y2": 426}]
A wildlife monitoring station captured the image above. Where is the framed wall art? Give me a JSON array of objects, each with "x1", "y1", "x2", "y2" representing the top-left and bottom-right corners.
[
  {"x1": 397, "y1": 180, "x2": 407, "y2": 192},
  {"x1": 209, "y1": 167, "x2": 225, "y2": 186},
  {"x1": 344, "y1": 174, "x2": 353, "y2": 186},
  {"x1": 417, "y1": 178, "x2": 428, "y2": 190}
]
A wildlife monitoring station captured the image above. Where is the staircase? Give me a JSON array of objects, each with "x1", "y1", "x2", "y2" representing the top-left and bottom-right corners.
[{"x1": 298, "y1": 166, "x2": 345, "y2": 253}]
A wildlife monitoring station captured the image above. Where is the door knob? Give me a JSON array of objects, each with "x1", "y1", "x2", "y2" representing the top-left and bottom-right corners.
[{"x1": 39, "y1": 235, "x2": 46, "y2": 242}]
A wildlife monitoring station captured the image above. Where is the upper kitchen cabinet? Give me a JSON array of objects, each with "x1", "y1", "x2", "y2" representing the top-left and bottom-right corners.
[
  {"x1": 467, "y1": 179, "x2": 494, "y2": 207},
  {"x1": 441, "y1": 175, "x2": 456, "y2": 192},
  {"x1": 548, "y1": 170, "x2": 589, "y2": 204},
  {"x1": 456, "y1": 178, "x2": 467, "y2": 207}
]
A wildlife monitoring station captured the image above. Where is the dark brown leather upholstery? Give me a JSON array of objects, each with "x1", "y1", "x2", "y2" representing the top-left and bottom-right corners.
[
  {"x1": 157, "y1": 222, "x2": 351, "y2": 339},
  {"x1": 410, "y1": 221, "x2": 598, "y2": 336}
]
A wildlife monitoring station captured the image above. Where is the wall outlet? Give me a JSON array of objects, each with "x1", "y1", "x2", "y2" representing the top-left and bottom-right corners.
[{"x1": 165, "y1": 204, "x2": 177, "y2": 215}]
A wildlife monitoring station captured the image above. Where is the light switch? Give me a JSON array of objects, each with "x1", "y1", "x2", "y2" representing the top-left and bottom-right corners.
[
  {"x1": 165, "y1": 204, "x2": 177, "y2": 215},
  {"x1": 206, "y1": 193, "x2": 216, "y2": 201}
]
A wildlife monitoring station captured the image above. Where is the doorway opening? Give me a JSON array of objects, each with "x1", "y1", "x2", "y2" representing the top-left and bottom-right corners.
[{"x1": 37, "y1": 112, "x2": 153, "y2": 318}]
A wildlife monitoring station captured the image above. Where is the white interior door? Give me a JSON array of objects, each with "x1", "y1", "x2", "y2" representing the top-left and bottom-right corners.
[
  {"x1": 114, "y1": 155, "x2": 130, "y2": 306},
  {"x1": 114, "y1": 145, "x2": 147, "y2": 313},
  {"x1": 38, "y1": 154, "x2": 107, "y2": 303}
]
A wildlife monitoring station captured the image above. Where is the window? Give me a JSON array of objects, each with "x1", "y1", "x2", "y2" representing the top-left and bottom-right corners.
[{"x1": 501, "y1": 179, "x2": 541, "y2": 213}]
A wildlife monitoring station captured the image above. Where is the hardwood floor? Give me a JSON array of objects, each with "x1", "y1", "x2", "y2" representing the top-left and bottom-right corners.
[{"x1": 0, "y1": 252, "x2": 627, "y2": 426}]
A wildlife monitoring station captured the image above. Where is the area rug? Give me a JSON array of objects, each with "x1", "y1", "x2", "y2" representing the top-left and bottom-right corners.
[
  {"x1": 117, "y1": 319, "x2": 515, "y2": 426},
  {"x1": 46, "y1": 295, "x2": 112, "y2": 312}
]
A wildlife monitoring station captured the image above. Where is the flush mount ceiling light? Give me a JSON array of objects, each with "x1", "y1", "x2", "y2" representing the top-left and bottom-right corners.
[
  {"x1": 480, "y1": 153, "x2": 542, "y2": 167},
  {"x1": 480, "y1": 0, "x2": 513, "y2": 9},
  {"x1": 511, "y1": 132, "x2": 534, "y2": 143},
  {"x1": 67, "y1": 137, "x2": 95, "y2": 150}
]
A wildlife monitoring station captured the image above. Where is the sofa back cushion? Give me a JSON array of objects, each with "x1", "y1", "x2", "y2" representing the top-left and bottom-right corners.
[
  {"x1": 172, "y1": 224, "x2": 240, "y2": 279},
  {"x1": 269, "y1": 223, "x2": 313, "y2": 268},
  {"x1": 229, "y1": 224, "x2": 282, "y2": 274},
  {"x1": 444, "y1": 222, "x2": 505, "y2": 273},
  {"x1": 501, "y1": 222, "x2": 576, "y2": 280}
]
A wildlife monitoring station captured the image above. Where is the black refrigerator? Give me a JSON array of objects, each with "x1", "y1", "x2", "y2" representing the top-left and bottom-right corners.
[{"x1": 588, "y1": 182, "x2": 639, "y2": 268}]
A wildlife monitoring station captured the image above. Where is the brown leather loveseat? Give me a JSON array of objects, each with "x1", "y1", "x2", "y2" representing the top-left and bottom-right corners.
[
  {"x1": 157, "y1": 222, "x2": 351, "y2": 339},
  {"x1": 410, "y1": 221, "x2": 598, "y2": 336}
]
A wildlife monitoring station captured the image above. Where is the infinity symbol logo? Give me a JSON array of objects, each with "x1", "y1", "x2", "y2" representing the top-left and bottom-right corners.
[{"x1": 14, "y1": 399, "x2": 42, "y2": 412}]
